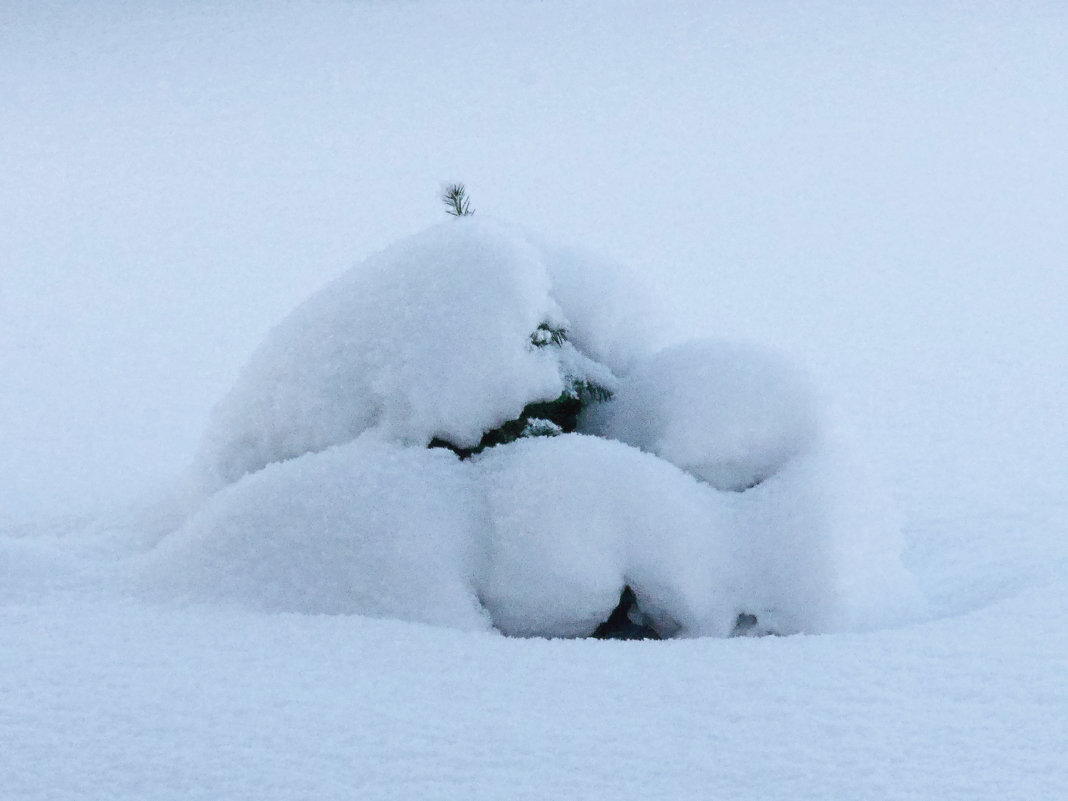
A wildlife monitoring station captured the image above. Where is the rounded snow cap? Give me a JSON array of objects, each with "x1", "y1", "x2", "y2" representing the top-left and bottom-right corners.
[
  {"x1": 197, "y1": 218, "x2": 655, "y2": 488},
  {"x1": 593, "y1": 339, "x2": 819, "y2": 491}
]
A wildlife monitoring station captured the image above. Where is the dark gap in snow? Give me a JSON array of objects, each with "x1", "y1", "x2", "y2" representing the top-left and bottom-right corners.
[
  {"x1": 592, "y1": 585, "x2": 664, "y2": 641},
  {"x1": 733, "y1": 474, "x2": 769, "y2": 492},
  {"x1": 730, "y1": 612, "x2": 781, "y2": 637},
  {"x1": 731, "y1": 613, "x2": 760, "y2": 636},
  {"x1": 429, "y1": 394, "x2": 582, "y2": 459},
  {"x1": 429, "y1": 322, "x2": 612, "y2": 459}
]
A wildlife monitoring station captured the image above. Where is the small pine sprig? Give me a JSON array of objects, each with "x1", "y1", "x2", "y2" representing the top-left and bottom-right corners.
[
  {"x1": 567, "y1": 378, "x2": 613, "y2": 403},
  {"x1": 441, "y1": 183, "x2": 474, "y2": 217}
]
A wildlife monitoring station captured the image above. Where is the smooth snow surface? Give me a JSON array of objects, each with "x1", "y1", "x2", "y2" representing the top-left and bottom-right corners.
[
  {"x1": 3, "y1": 593, "x2": 1066, "y2": 801},
  {"x1": 136, "y1": 433, "x2": 489, "y2": 628},
  {"x1": 4, "y1": 2, "x2": 1068, "y2": 799},
  {"x1": 591, "y1": 339, "x2": 818, "y2": 491},
  {"x1": 475, "y1": 434, "x2": 736, "y2": 638}
]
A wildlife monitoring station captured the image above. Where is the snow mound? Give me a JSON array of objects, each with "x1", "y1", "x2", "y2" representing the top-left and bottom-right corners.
[
  {"x1": 588, "y1": 340, "x2": 818, "y2": 491},
  {"x1": 198, "y1": 219, "x2": 657, "y2": 487},
  {"x1": 136, "y1": 432, "x2": 490, "y2": 628},
  {"x1": 474, "y1": 434, "x2": 739, "y2": 638},
  {"x1": 137, "y1": 429, "x2": 917, "y2": 636},
  {"x1": 137, "y1": 218, "x2": 919, "y2": 638},
  {"x1": 474, "y1": 427, "x2": 918, "y2": 638}
]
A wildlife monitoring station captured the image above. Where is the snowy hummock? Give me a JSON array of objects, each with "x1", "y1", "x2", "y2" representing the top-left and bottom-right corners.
[
  {"x1": 197, "y1": 219, "x2": 652, "y2": 488},
  {"x1": 140, "y1": 432, "x2": 917, "y2": 638},
  {"x1": 135, "y1": 219, "x2": 918, "y2": 639},
  {"x1": 136, "y1": 432, "x2": 489, "y2": 627},
  {"x1": 587, "y1": 339, "x2": 819, "y2": 491}
]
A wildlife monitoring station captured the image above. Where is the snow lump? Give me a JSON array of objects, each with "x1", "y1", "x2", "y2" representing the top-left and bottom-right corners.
[
  {"x1": 135, "y1": 217, "x2": 920, "y2": 638},
  {"x1": 586, "y1": 339, "x2": 818, "y2": 492}
]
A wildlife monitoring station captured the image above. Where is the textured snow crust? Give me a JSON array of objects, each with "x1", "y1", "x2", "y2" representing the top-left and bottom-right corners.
[{"x1": 139, "y1": 220, "x2": 917, "y2": 638}]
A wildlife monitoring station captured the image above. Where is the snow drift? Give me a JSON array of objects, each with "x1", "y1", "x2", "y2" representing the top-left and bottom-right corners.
[{"x1": 135, "y1": 218, "x2": 918, "y2": 637}]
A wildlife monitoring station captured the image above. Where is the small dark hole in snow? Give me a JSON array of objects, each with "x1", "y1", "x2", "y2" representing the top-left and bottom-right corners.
[
  {"x1": 731, "y1": 613, "x2": 760, "y2": 636},
  {"x1": 481, "y1": 589, "x2": 775, "y2": 641},
  {"x1": 730, "y1": 612, "x2": 781, "y2": 637},
  {"x1": 736, "y1": 476, "x2": 766, "y2": 492},
  {"x1": 593, "y1": 586, "x2": 663, "y2": 641}
]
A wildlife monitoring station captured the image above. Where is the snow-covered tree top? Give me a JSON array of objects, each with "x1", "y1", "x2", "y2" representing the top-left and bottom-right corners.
[{"x1": 198, "y1": 218, "x2": 660, "y2": 487}]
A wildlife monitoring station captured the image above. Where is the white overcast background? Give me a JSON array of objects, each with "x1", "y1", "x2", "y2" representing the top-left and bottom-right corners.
[{"x1": 5, "y1": 2, "x2": 1065, "y2": 523}]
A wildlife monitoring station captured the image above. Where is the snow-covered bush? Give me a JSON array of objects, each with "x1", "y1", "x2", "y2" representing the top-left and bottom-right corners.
[{"x1": 135, "y1": 216, "x2": 919, "y2": 638}]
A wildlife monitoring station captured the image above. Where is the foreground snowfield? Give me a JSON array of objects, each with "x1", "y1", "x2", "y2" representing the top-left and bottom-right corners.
[
  {"x1": 2, "y1": 521, "x2": 1066, "y2": 800},
  {"x1": 1, "y1": 587, "x2": 1064, "y2": 800},
  {"x1": 4, "y1": 3, "x2": 1068, "y2": 799}
]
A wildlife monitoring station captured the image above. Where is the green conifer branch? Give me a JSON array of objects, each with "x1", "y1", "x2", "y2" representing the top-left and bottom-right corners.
[{"x1": 441, "y1": 183, "x2": 474, "y2": 216}]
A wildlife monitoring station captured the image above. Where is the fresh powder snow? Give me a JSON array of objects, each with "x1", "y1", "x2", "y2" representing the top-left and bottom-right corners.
[{"x1": 3, "y1": 3, "x2": 1067, "y2": 800}]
